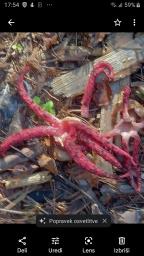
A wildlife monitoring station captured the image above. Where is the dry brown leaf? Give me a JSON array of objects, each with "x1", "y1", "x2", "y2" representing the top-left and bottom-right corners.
[
  {"x1": 46, "y1": 67, "x2": 60, "y2": 78},
  {"x1": 42, "y1": 137, "x2": 51, "y2": 147},
  {"x1": 38, "y1": 154, "x2": 58, "y2": 175},
  {"x1": 43, "y1": 34, "x2": 59, "y2": 49},
  {"x1": 56, "y1": 202, "x2": 68, "y2": 214}
]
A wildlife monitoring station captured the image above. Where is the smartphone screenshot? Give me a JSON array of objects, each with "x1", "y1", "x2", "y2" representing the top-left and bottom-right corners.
[{"x1": 0, "y1": 0, "x2": 143, "y2": 255}]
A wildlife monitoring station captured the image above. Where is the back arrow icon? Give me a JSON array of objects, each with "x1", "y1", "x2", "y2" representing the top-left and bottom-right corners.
[{"x1": 8, "y1": 19, "x2": 15, "y2": 26}]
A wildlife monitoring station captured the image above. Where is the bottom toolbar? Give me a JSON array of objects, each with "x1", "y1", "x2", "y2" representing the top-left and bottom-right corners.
[{"x1": 0, "y1": 224, "x2": 142, "y2": 255}]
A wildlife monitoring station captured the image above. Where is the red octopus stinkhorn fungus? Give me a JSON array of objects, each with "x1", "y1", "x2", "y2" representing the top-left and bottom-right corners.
[
  {"x1": 81, "y1": 61, "x2": 114, "y2": 118},
  {"x1": 0, "y1": 64, "x2": 142, "y2": 191},
  {"x1": 104, "y1": 85, "x2": 144, "y2": 191}
]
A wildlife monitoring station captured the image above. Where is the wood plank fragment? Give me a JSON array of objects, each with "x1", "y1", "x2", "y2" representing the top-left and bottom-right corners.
[
  {"x1": 3, "y1": 171, "x2": 52, "y2": 189},
  {"x1": 49, "y1": 35, "x2": 144, "y2": 97}
]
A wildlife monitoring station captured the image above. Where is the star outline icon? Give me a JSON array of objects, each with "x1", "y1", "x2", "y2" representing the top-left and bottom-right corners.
[{"x1": 114, "y1": 18, "x2": 122, "y2": 26}]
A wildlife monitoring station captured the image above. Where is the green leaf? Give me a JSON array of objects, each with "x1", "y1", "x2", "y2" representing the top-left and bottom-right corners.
[
  {"x1": 33, "y1": 96, "x2": 41, "y2": 105},
  {"x1": 43, "y1": 101, "x2": 54, "y2": 110},
  {"x1": 42, "y1": 100, "x2": 56, "y2": 115},
  {"x1": 49, "y1": 108, "x2": 56, "y2": 115},
  {"x1": 12, "y1": 43, "x2": 23, "y2": 53},
  {"x1": 33, "y1": 97, "x2": 56, "y2": 115}
]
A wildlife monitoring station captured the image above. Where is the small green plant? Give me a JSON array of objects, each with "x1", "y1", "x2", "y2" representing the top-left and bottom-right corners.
[
  {"x1": 33, "y1": 96, "x2": 56, "y2": 115},
  {"x1": 33, "y1": 96, "x2": 41, "y2": 105},
  {"x1": 12, "y1": 43, "x2": 24, "y2": 53},
  {"x1": 42, "y1": 100, "x2": 56, "y2": 115}
]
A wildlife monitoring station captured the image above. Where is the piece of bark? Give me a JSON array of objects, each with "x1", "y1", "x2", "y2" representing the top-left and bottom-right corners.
[
  {"x1": 8, "y1": 108, "x2": 23, "y2": 134},
  {"x1": 49, "y1": 34, "x2": 144, "y2": 97},
  {"x1": 0, "y1": 147, "x2": 40, "y2": 172},
  {"x1": 55, "y1": 45, "x2": 93, "y2": 61},
  {"x1": 3, "y1": 171, "x2": 52, "y2": 189}
]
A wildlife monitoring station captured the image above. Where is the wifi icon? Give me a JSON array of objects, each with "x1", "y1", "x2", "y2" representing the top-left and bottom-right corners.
[{"x1": 118, "y1": 3, "x2": 123, "y2": 8}]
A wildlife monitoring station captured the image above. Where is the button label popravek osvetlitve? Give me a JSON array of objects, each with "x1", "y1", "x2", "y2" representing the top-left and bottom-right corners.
[{"x1": 37, "y1": 214, "x2": 111, "y2": 227}]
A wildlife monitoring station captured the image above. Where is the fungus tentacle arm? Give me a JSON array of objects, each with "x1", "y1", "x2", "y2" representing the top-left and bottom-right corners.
[
  {"x1": 0, "y1": 126, "x2": 61, "y2": 156},
  {"x1": 17, "y1": 65, "x2": 61, "y2": 128}
]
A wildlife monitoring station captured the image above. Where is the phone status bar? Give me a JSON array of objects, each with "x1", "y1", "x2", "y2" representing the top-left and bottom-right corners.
[{"x1": 1, "y1": 1, "x2": 56, "y2": 8}]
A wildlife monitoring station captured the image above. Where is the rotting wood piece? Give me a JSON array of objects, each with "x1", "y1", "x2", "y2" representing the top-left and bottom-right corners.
[
  {"x1": 3, "y1": 171, "x2": 52, "y2": 189},
  {"x1": 49, "y1": 35, "x2": 144, "y2": 97}
]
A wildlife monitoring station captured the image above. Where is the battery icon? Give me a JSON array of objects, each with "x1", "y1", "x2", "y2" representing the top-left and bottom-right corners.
[{"x1": 136, "y1": 2, "x2": 140, "y2": 8}]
